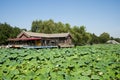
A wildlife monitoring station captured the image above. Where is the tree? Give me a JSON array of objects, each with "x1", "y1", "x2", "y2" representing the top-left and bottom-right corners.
[
  {"x1": 70, "y1": 26, "x2": 89, "y2": 45},
  {"x1": 90, "y1": 33, "x2": 99, "y2": 44},
  {"x1": 99, "y1": 32, "x2": 110, "y2": 43},
  {"x1": 113, "y1": 38, "x2": 120, "y2": 43},
  {"x1": 0, "y1": 23, "x2": 21, "y2": 45},
  {"x1": 31, "y1": 19, "x2": 71, "y2": 33},
  {"x1": 55, "y1": 22, "x2": 66, "y2": 33},
  {"x1": 71, "y1": 26, "x2": 82, "y2": 45},
  {"x1": 31, "y1": 19, "x2": 114, "y2": 45},
  {"x1": 10, "y1": 27, "x2": 21, "y2": 38},
  {"x1": 64, "y1": 23, "x2": 71, "y2": 32},
  {"x1": 83, "y1": 32, "x2": 92, "y2": 44},
  {"x1": 42, "y1": 19, "x2": 56, "y2": 33},
  {"x1": 31, "y1": 20, "x2": 40, "y2": 32}
]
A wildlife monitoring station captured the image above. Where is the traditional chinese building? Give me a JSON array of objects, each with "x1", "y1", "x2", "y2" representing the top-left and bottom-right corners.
[{"x1": 8, "y1": 31, "x2": 73, "y2": 48}]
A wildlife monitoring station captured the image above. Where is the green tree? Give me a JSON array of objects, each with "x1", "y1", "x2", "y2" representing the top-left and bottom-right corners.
[
  {"x1": 71, "y1": 26, "x2": 88, "y2": 45},
  {"x1": 90, "y1": 33, "x2": 99, "y2": 44},
  {"x1": 99, "y1": 32, "x2": 110, "y2": 43},
  {"x1": 64, "y1": 23, "x2": 71, "y2": 32},
  {"x1": 84, "y1": 32, "x2": 92, "y2": 44},
  {"x1": 10, "y1": 27, "x2": 21, "y2": 38},
  {"x1": 31, "y1": 19, "x2": 114, "y2": 45},
  {"x1": 31, "y1": 20, "x2": 40, "y2": 32},
  {"x1": 31, "y1": 19, "x2": 71, "y2": 33},
  {"x1": 42, "y1": 19, "x2": 56, "y2": 33},
  {"x1": 0, "y1": 23, "x2": 21, "y2": 45},
  {"x1": 71, "y1": 26, "x2": 82, "y2": 45},
  {"x1": 55, "y1": 22, "x2": 65, "y2": 33},
  {"x1": 113, "y1": 38, "x2": 120, "y2": 43}
]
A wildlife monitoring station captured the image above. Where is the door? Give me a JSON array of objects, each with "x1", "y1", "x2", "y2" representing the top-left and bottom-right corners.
[{"x1": 35, "y1": 40, "x2": 41, "y2": 46}]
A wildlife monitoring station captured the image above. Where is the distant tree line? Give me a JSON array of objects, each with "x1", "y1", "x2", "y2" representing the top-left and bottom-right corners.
[
  {"x1": 0, "y1": 20, "x2": 120, "y2": 45},
  {"x1": 31, "y1": 19, "x2": 120, "y2": 45},
  {"x1": 0, "y1": 23, "x2": 24, "y2": 45}
]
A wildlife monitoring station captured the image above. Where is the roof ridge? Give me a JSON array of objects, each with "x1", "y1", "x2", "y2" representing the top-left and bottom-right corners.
[
  {"x1": 17, "y1": 31, "x2": 70, "y2": 38},
  {"x1": 24, "y1": 31, "x2": 69, "y2": 34}
]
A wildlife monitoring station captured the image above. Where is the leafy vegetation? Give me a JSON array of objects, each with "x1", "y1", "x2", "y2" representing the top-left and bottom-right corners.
[
  {"x1": 31, "y1": 19, "x2": 111, "y2": 45},
  {"x1": 0, "y1": 23, "x2": 22, "y2": 45},
  {"x1": 1, "y1": 20, "x2": 120, "y2": 45},
  {"x1": 0, "y1": 44, "x2": 120, "y2": 80}
]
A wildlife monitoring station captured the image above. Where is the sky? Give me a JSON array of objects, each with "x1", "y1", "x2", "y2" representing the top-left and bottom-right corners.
[{"x1": 0, "y1": 0, "x2": 120, "y2": 38}]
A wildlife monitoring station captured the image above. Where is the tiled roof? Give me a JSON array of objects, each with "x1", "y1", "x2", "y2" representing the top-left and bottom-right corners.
[
  {"x1": 8, "y1": 37, "x2": 41, "y2": 41},
  {"x1": 17, "y1": 31, "x2": 70, "y2": 38}
]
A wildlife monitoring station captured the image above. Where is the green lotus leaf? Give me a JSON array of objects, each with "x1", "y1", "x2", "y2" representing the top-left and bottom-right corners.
[
  {"x1": 39, "y1": 74, "x2": 48, "y2": 80},
  {"x1": 91, "y1": 75, "x2": 100, "y2": 79},
  {"x1": 1, "y1": 76, "x2": 11, "y2": 80},
  {"x1": 80, "y1": 76, "x2": 91, "y2": 80},
  {"x1": 116, "y1": 74, "x2": 120, "y2": 79},
  {"x1": 24, "y1": 55, "x2": 33, "y2": 60},
  {"x1": 102, "y1": 74, "x2": 110, "y2": 80},
  {"x1": 0, "y1": 44, "x2": 119, "y2": 79},
  {"x1": 78, "y1": 61, "x2": 85, "y2": 66},
  {"x1": 50, "y1": 72, "x2": 57, "y2": 79},
  {"x1": 82, "y1": 70, "x2": 91, "y2": 76}
]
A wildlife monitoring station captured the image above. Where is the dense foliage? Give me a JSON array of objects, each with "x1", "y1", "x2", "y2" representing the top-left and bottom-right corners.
[
  {"x1": 0, "y1": 23, "x2": 21, "y2": 45},
  {"x1": 31, "y1": 19, "x2": 112, "y2": 45},
  {"x1": 0, "y1": 44, "x2": 120, "y2": 80},
  {"x1": 0, "y1": 20, "x2": 119, "y2": 45}
]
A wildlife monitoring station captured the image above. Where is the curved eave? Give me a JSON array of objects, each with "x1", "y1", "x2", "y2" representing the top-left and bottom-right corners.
[{"x1": 8, "y1": 38, "x2": 41, "y2": 41}]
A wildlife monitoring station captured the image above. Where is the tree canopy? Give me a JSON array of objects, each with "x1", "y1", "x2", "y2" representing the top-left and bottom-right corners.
[
  {"x1": 99, "y1": 32, "x2": 110, "y2": 43},
  {"x1": 31, "y1": 19, "x2": 116, "y2": 45},
  {"x1": 0, "y1": 19, "x2": 119, "y2": 45},
  {"x1": 0, "y1": 23, "x2": 21, "y2": 45}
]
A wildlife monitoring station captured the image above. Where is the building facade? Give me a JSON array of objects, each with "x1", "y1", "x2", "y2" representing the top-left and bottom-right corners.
[{"x1": 8, "y1": 31, "x2": 73, "y2": 48}]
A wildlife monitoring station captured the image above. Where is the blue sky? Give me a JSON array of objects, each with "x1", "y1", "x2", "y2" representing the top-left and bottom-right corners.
[{"x1": 0, "y1": 0, "x2": 120, "y2": 38}]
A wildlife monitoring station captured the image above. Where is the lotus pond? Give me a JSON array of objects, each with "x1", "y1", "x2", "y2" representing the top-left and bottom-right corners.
[{"x1": 0, "y1": 44, "x2": 120, "y2": 80}]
